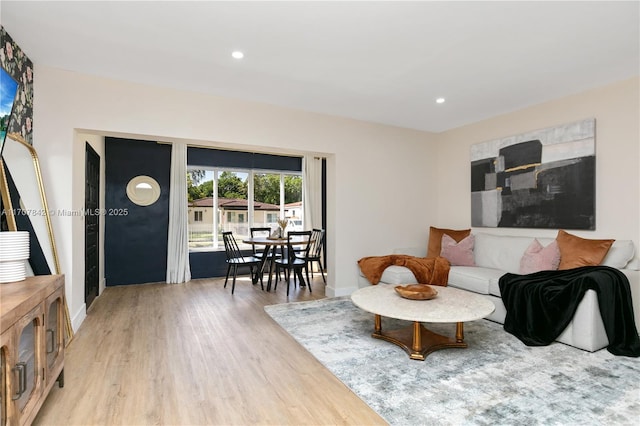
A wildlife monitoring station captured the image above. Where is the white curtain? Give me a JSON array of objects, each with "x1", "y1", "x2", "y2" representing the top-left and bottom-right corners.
[
  {"x1": 303, "y1": 155, "x2": 323, "y2": 230},
  {"x1": 166, "y1": 142, "x2": 191, "y2": 284}
]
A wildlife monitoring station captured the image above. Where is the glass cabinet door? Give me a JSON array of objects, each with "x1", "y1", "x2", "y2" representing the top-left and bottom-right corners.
[
  {"x1": 46, "y1": 298, "x2": 60, "y2": 369},
  {"x1": 1, "y1": 332, "x2": 10, "y2": 426},
  {"x1": 1, "y1": 348, "x2": 4, "y2": 426},
  {"x1": 12, "y1": 305, "x2": 43, "y2": 419},
  {"x1": 16, "y1": 319, "x2": 36, "y2": 412}
]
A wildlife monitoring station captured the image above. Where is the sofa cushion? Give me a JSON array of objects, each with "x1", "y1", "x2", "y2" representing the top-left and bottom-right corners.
[
  {"x1": 440, "y1": 234, "x2": 475, "y2": 266},
  {"x1": 379, "y1": 265, "x2": 417, "y2": 285},
  {"x1": 474, "y1": 233, "x2": 536, "y2": 274},
  {"x1": 556, "y1": 230, "x2": 614, "y2": 270},
  {"x1": 448, "y1": 266, "x2": 504, "y2": 295},
  {"x1": 487, "y1": 273, "x2": 504, "y2": 298},
  {"x1": 427, "y1": 226, "x2": 471, "y2": 258},
  {"x1": 600, "y1": 240, "x2": 635, "y2": 269},
  {"x1": 519, "y1": 239, "x2": 560, "y2": 274}
]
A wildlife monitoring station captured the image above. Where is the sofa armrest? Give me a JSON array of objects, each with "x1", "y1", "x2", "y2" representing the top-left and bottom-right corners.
[
  {"x1": 625, "y1": 257, "x2": 640, "y2": 271},
  {"x1": 621, "y1": 269, "x2": 640, "y2": 332}
]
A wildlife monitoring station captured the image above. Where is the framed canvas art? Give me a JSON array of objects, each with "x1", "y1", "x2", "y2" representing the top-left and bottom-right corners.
[
  {"x1": 470, "y1": 118, "x2": 595, "y2": 229},
  {"x1": 0, "y1": 66, "x2": 20, "y2": 156}
]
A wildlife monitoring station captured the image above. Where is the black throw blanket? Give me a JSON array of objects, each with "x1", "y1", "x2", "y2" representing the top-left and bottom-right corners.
[{"x1": 499, "y1": 266, "x2": 640, "y2": 357}]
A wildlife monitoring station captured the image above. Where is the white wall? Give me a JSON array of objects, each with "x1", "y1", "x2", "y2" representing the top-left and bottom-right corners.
[
  {"x1": 31, "y1": 66, "x2": 639, "y2": 333},
  {"x1": 435, "y1": 77, "x2": 640, "y2": 252},
  {"x1": 32, "y1": 66, "x2": 438, "y2": 330}
]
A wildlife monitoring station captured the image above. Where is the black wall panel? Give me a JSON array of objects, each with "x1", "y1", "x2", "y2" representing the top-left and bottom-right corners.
[{"x1": 104, "y1": 137, "x2": 171, "y2": 285}]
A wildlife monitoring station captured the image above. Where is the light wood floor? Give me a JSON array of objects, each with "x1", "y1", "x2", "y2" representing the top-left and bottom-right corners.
[{"x1": 34, "y1": 274, "x2": 386, "y2": 425}]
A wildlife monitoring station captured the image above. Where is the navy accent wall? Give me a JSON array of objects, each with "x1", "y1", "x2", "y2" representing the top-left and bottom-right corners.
[
  {"x1": 189, "y1": 249, "x2": 257, "y2": 279},
  {"x1": 188, "y1": 147, "x2": 302, "y2": 171},
  {"x1": 322, "y1": 158, "x2": 327, "y2": 268},
  {"x1": 104, "y1": 137, "x2": 171, "y2": 285},
  {"x1": 189, "y1": 251, "x2": 228, "y2": 279}
]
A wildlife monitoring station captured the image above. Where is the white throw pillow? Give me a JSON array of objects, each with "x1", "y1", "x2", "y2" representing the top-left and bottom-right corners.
[
  {"x1": 474, "y1": 233, "x2": 536, "y2": 274},
  {"x1": 600, "y1": 240, "x2": 635, "y2": 269}
]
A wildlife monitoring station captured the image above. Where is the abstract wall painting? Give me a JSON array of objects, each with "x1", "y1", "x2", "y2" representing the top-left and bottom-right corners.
[{"x1": 470, "y1": 118, "x2": 595, "y2": 230}]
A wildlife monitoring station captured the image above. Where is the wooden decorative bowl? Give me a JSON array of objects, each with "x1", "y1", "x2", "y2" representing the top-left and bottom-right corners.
[{"x1": 394, "y1": 284, "x2": 438, "y2": 300}]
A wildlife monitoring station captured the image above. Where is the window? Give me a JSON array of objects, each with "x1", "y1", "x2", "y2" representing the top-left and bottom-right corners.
[
  {"x1": 254, "y1": 172, "x2": 281, "y2": 229},
  {"x1": 283, "y1": 173, "x2": 303, "y2": 228},
  {"x1": 187, "y1": 167, "x2": 302, "y2": 251},
  {"x1": 187, "y1": 170, "x2": 215, "y2": 251}
]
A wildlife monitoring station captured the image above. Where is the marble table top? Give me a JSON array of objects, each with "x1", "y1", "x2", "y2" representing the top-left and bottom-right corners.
[{"x1": 351, "y1": 284, "x2": 495, "y2": 323}]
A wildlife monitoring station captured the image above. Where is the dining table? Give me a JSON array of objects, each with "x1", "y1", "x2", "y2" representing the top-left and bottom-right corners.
[{"x1": 243, "y1": 235, "x2": 310, "y2": 291}]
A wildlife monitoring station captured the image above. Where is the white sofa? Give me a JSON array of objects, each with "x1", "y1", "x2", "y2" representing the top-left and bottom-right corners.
[{"x1": 357, "y1": 232, "x2": 640, "y2": 352}]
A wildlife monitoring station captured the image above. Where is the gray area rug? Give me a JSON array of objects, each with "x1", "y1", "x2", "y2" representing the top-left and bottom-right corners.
[{"x1": 265, "y1": 297, "x2": 640, "y2": 426}]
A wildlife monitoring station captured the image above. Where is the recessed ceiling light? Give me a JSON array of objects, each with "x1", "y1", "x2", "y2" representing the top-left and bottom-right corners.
[
  {"x1": 436, "y1": 98, "x2": 446, "y2": 104},
  {"x1": 232, "y1": 51, "x2": 244, "y2": 59}
]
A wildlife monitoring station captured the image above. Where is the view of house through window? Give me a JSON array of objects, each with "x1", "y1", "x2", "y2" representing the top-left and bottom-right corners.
[{"x1": 187, "y1": 168, "x2": 303, "y2": 251}]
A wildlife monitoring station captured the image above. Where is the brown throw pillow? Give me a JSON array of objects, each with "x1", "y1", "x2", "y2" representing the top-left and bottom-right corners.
[
  {"x1": 427, "y1": 226, "x2": 471, "y2": 258},
  {"x1": 556, "y1": 230, "x2": 614, "y2": 270}
]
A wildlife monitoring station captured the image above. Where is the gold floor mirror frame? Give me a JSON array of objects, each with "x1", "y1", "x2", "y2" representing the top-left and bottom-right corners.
[{"x1": 0, "y1": 132, "x2": 74, "y2": 345}]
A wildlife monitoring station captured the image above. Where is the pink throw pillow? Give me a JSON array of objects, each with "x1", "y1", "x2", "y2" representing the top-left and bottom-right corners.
[
  {"x1": 519, "y1": 239, "x2": 561, "y2": 274},
  {"x1": 440, "y1": 234, "x2": 475, "y2": 266}
]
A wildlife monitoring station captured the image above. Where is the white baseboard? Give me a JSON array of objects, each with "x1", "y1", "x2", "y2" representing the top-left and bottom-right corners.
[
  {"x1": 71, "y1": 304, "x2": 86, "y2": 333},
  {"x1": 326, "y1": 283, "x2": 358, "y2": 297}
]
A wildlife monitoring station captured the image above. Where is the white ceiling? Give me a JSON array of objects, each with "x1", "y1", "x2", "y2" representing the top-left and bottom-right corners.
[{"x1": 2, "y1": 1, "x2": 639, "y2": 133}]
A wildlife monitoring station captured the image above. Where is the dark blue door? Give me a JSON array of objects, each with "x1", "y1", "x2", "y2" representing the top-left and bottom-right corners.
[{"x1": 104, "y1": 137, "x2": 171, "y2": 285}]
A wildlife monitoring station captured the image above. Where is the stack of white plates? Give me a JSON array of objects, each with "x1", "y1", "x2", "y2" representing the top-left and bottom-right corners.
[{"x1": 0, "y1": 231, "x2": 30, "y2": 283}]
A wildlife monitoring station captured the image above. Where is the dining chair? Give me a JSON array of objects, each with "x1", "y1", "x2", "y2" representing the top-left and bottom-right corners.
[
  {"x1": 222, "y1": 231, "x2": 263, "y2": 295},
  {"x1": 249, "y1": 227, "x2": 272, "y2": 258},
  {"x1": 274, "y1": 230, "x2": 313, "y2": 296},
  {"x1": 250, "y1": 227, "x2": 282, "y2": 281},
  {"x1": 305, "y1": 228, "x2": 326, "y2": 284}
]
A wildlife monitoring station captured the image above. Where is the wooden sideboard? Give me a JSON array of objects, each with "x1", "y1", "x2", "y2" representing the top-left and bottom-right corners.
[{"x1": 1, "y1": 275, "x2": 65, "y2": 426}]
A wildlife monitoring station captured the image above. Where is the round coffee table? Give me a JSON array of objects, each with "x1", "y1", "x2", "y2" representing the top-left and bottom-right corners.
[{"x1": 351, "y1": 284, "x2": 495, "y2": 360}]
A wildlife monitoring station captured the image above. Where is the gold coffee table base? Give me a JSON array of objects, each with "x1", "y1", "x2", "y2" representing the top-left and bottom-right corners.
[{"x1": 372, "y1": 314, "x2": 467, "y2": 361}]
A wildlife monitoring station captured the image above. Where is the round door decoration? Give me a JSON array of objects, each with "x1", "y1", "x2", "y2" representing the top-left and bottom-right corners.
[{"x1": 126, "y1": 175, "x2": 161, "y2": 206}]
